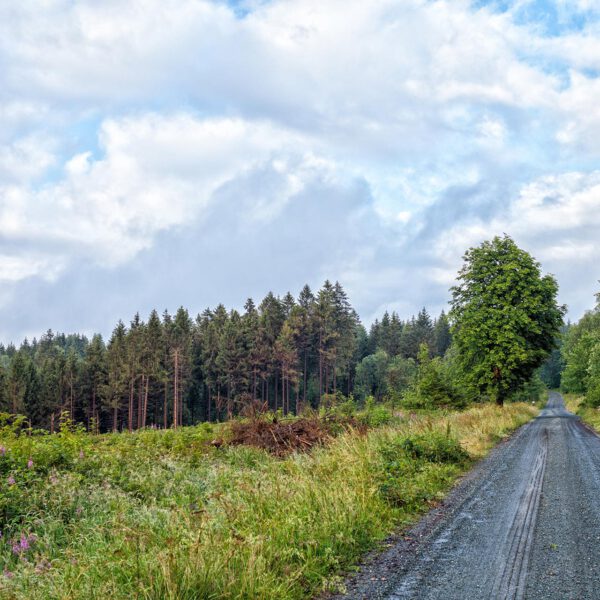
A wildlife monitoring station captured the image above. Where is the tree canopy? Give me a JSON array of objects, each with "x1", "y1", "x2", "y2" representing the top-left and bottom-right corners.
[{"x1": 449, "y1": 235, "x2": 565, "y2": 405}]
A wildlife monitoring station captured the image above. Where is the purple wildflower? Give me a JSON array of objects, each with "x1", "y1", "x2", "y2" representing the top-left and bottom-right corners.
[
  {"x1": 7, "y1": 476, "x2": 15, "y2": 486},
  {"x1": 27, "y1": 458, "x2": 33, "y2": 469},
  {"x1": 75, "y1": 506, "x2": 83, "y2": 516},
  {"x1": 79, "y1": 450, "x2": 84, "y2": 459},
  {"x1": 11, "y1": 533, "x2": 35, "y2": 555},
  {"x1": 3, "y1": 570, "x2": 13, "y2": 579},
  {"x1": 0, "y1": 446, "x2": 5, "y2": 456}
]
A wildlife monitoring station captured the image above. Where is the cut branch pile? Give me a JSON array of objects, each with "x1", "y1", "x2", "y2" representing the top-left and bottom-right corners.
[{"x1": 229, "y1": 415, "x2": 363, "y2": 456}]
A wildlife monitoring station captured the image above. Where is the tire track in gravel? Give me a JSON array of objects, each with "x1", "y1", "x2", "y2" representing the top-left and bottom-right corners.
[{"x1": 488, "y1": 427, "x2": 547, "y2": 600}]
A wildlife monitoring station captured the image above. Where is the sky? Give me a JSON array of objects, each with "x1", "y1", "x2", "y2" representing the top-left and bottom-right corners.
[{"x1": 1, "y1": 0, "x2": 600, "y2": 343}]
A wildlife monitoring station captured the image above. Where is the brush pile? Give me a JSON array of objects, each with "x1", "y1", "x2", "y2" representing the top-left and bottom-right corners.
[{"x1": 229, "y1": 414, "x2": 365, "y2": 456}]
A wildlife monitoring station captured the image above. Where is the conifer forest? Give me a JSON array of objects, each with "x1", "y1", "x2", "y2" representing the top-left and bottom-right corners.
[{"x1": 0, "y1": 281, "x2": 452, "y2": 433}]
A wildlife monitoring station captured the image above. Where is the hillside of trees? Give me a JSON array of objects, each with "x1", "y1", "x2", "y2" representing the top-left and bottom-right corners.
[{"x1": 0, "y1": 281, "x2": 452, "y2": 432}]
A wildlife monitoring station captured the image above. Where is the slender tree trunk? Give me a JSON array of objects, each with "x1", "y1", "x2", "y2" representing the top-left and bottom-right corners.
[
  {"x1": 142, "y1": 376, "x2": 150, "y2": 428},
  {"x1": 173, "y1": 350, "x2": 179, "y2": 429},
  {"x1": 217, "y1": 385, "x2": 221, "y2": 422},
  {"x1": 113, "y1": 404, "x2": 118, "y2": 433},
  {"x1": 92, "y1": 387, "x2": 96, "y2": 433},
  {"x1": 70, "y1": 378, "x2": 74, "y2": 419},
  {"x1": 319, "y1": 330, "x2": 323, "y2": 404},
  {"x1": 303, "y1": 351, "x2": 307, "y2": 404},
  {"x1": 128, "y1": 379, "x2": 134, "y2": 433},
  {"x1": 163, "y1": 380, "x2": 168, "y2": 429},
  {"x1": 333, "y1": 363, "x2": 337, "y2": 394},
  {"x1": 207, "y1": 387, "x2": 211, "y2": 422},
  {"x1": 137, "y1": 374, "x2": 143, "y2": 429}
]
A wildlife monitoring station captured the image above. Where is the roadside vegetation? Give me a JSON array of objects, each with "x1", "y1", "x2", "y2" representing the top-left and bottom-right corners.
[
  {"x1": 561, "y1": 290, "x2": 600, "y2": 409},
  {"x1": 0, "y1": 236, "x2": 564, "y2": 598},
  {"x1": 558, "y1": 285, "x2": 600, "y2": 434},
  {"x1": 563, "y1": 394, "x2": 600, "y2": 431}
]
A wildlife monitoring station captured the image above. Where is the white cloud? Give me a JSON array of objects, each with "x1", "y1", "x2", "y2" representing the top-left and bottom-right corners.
[
  {"x1": 0, "y1": 113, "x2": 337, "y2": 282},
  {"x1": 0, "y1": 134, "x2": 57, "y2": 182},
  {"x1": 428, "y1": 171, "x2": 600, "y2": 317}
]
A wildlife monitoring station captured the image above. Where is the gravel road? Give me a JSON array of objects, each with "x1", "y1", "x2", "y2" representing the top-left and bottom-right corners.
[{"x1": 333, "y1": 392, "x2": 600, "y2": 600}]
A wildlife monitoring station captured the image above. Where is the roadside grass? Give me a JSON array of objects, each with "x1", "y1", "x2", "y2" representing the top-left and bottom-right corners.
[
  {"x1": 0, "y1": 402, "x2": 537, "y2": 599},
  {"x1": 563, "y1": 393, "x2": 600, "y2": 431}
]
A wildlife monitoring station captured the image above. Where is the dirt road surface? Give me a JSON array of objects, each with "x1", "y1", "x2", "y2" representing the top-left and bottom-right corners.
[{"x1": 334, "y1": 392, "x2": 600, "y2": 600}]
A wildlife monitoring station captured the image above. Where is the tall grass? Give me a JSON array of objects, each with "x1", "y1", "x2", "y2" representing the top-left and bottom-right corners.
[
  {"x1": 0, "y1": 403, "x2": 536, "y2": 599},
  {"x1": 564, "y1": 393, "x2": 600, "y2": 431}
]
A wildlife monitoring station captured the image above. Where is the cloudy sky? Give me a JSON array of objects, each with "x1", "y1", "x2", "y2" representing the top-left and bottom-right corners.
[{"x1": 1, "y1": 0, "x2": 599, "y2": 342}]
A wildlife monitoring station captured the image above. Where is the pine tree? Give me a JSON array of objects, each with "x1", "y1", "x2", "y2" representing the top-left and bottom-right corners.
[
  {"x1": 83, "y1": 334, "x2": 107, "y2": 432},
  {"x1": 105, "y1": 321, "x2": 128, "y2": 431}
]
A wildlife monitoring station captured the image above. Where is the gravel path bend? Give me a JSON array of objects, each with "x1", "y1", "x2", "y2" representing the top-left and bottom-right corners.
[{"x1": 333, "y1": 392, "x2": 600, "y2": 600}]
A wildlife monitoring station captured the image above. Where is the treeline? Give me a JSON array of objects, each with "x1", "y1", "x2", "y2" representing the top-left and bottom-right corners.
[
  {"x1": 561, "y1": 291, "x2": 600, "y2": 405},
  {"x1": 0, "y1": 281, "x2": 451, "y2": 432}
]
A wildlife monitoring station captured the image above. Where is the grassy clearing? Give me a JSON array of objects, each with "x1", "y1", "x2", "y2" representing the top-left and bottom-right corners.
[
  {"x1": 0, "y1": 403, "x2": 536, "y2": 600},
  {"x1": 564, "y1": 393, "x2": 600, "y2": 431}
]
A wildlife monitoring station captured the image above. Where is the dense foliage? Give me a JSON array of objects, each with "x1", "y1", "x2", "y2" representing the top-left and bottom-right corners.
[
  {"x1": 450, "y1": 236, "x2": 565, "y2": 405},
  {"x1": 561, "y1": 292, "x2": 600, "y2": 406},
  {"x1": 0, "y1": 281, "x2": 451, "y2": 432}
]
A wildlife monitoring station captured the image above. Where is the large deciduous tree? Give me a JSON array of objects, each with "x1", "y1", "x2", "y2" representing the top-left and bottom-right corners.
[{"x1": 449, "y1": 235, "x2": 565, "y2": 405}]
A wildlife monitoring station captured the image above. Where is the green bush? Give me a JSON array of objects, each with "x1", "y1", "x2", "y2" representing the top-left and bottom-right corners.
[
  {"x1": 399, "y1": 432, "x2": 468, "y2": 463},
  {"x1": 357, "y1": 397, "x2": 393, "y2": 427},
  {"x1": 402, "y1": 345, "x2": 465, "y2": 410},
  {"x1": 376, "y1": 432, "x2": 467, "y2": 509}
]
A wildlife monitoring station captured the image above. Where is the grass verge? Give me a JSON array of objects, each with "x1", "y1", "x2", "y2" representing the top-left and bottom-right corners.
[
  {"x1": 563, "y1": 393, "x2": 600, "y2": 431},
  {"x1": 0, "y1": 403, "x2": 536, "y2": 599}
]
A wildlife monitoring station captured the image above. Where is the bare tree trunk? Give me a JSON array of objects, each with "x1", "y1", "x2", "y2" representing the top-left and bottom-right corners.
[
  {"x1": 163, "y1": 380, "x2": 168, "y2": 429},
  {"x1": 128, "y1": 379, "x2": 134, "y2": 433},
  {"x1": 303, "y1": 351, "x2": 307, "y2": 404},
  {"x1": 333, "y1": 362, "x2": 337, "y2": 394},
  {"x1": 137, "y1": 374, "x2": 144, "y2": 429},
  {"x1": 226, "y1": 381, "x2": 232, "y2": 420},
  {"x1": 70, "y1": 378, "x2": 74, "y2": 419},
  {"x1": 142, "y1": 376, "x2": 150, "y2": 428},
  {"x1": 173, "y1": 350, "x2": 179, "y2": 429},
  {"x1": 281, "y1": 372, "x2": 285, "y2": 415},
  {"x1": 91, "y1": 388, "x2": 96, "y2": 433},
  {"x1": 319, "y1": 332, "x2": 323, "y2": 404},
  {"x1": 217, "y1": 386, "x2": 221, "y2": 422}
]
